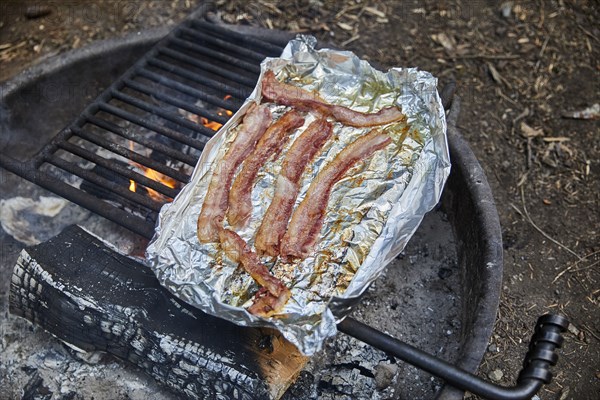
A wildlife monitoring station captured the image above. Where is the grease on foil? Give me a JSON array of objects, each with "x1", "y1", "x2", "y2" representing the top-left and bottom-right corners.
[{"x1": 146, "y1": 36, "x2": 450, "y2": 355}]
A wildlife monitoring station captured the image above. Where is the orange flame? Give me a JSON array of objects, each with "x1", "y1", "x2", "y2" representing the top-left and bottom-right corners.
[
  {"x1": 127, "y1": 141, "x2": 177, "y2": 202},
  {"x1": 201, "y1": 117, "x2": 223, "y2": 131},
  {"x1": 199, "y1": 95, "x2": 234, "y2": 131},
  {"x1": 140, "y1": 168, "x2": 177, "y2": 202}
]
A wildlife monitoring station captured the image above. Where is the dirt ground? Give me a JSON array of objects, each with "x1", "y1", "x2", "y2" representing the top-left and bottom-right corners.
[{"x1": 1, "y1": 1, "x2": 598, "y2": 399}]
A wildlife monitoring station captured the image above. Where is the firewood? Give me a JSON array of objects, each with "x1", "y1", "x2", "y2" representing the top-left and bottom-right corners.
[{"x1": 9, "y1": 225, "x2": 307, "y2": 400}]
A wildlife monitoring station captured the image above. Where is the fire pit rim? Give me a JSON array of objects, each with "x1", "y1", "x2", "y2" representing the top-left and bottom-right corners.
[{"x1": 0, "y1": 27, "x2": 503, "y2": 400}]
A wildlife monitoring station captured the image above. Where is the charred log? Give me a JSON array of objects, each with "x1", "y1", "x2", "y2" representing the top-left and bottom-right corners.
[{"x1": 9, "y1": 225, "x2": 307, "y2": 400}]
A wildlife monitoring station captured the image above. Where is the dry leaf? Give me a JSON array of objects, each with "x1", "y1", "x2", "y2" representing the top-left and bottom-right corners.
[
  {"x1": 487, "y1": 62, "x2": 508, "y2": 86},
  {"x1": 520, "y1": 122, "x2": 544, "y2": 138}
]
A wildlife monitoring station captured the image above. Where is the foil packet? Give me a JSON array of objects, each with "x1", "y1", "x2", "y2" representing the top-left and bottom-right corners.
[{"x1": 146, "y1": 36, "x2": 450, "y2": 355}]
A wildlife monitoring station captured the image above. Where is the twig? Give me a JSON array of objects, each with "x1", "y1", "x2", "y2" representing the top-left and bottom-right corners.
[
  {"x1": 341, "y1": 35, "x2": 360, "y2": 47},
  {"x1": 582, "y1": 324, "x2": 600, "y2": 342},
  {"x1": 516, "y1": 186, "x2": 583, "y2": 260},
  {"x1": 577, "y1": 24, "x2": 600, "y2": 43},
  {"x1": 568, "y1": 259, "x2": 600, "y2": 274},
  {"x1": 458, "y1": 54, "x2": 521, "y2": 60},
  {"x1": 552, "y1": 250, "x2": 600, "y2": 283},
  {"x1": 0, "y1": 40, "x2": 27, "y2": 54},
  {"x1": 495, "y1": 87, "x2": 519, "y2": 107},
  {"x1": 511, "y1": 108, "x2": 530, "y2": 136},
  {"x1": 535, "y1": 36, "x2": 551, "y2": 70},
  {"x1": 526, "y1": 137, "x2": 533, "y2": 169}
]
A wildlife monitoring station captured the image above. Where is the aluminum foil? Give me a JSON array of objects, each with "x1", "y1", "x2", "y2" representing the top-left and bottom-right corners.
[{"x1": 146, "y1": 36, "x2": 450, "y2": 355}]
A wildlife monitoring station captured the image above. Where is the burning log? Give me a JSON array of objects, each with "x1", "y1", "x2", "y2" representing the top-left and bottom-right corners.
[{"x1": 9, "y1": 226, "x2": 307, "y2": 400}]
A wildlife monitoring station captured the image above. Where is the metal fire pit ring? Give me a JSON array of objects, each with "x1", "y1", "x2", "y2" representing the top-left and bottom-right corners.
[{"x1": 0, "y1": 23, "x2": 564, "y2": 400}]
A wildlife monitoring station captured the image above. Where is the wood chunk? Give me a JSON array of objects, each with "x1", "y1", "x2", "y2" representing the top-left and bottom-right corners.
[{"x1": 9, "y1": 225, "x2": 307, "y2": 400}]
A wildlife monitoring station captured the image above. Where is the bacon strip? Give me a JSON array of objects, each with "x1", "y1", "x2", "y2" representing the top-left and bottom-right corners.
[
  {"x1": 280, "y1": 129, "x2": 392, "y2": 259},
  {"x1": 219, "y1": 229, "x2": 291, "y2": 316},
  {"x1": 227, "y1": 110, "x2": 305, "y2": 229},
  {"x1": 255, "y1": 117, "x2": 333, "y2": 256},
  {"x1": 262, "y1": 70, "x2": 406, "y2": 127},
  {"x1": 247, "y1": 288, "x2": 292, "y2": 317},
  {"x1": 197, "y1": 103, "x2": 272, "y2": 243}
]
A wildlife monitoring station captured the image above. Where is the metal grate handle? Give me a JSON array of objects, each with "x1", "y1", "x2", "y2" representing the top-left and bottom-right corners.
[{"x1": 338, "y1": 314, "x2": 569, "y2": 400}]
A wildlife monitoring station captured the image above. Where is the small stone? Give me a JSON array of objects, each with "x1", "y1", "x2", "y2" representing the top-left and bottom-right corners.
[
  {"x1": 488, "y1": 344, "x2": 498, "y2": 353},
  {"x1": 374, "y1": 362, "x2": 398, "y2": 390},
  {"x1": 42, "y1": 351, "x2": 64, "y2": 369},
  {"x1": 500, "y1": 2, "x2": 513, "y2": 19},
  {"x1": 488, "y1": 369, "x2": 504, "y2": 382},
  {"x1": 567, "y1": 323, "x2": 580, "y2": 337}
]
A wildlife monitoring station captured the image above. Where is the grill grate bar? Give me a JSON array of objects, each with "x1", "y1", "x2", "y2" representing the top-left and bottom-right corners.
[
  {"x1": 71, "y1": 126, "x2": 190, "y2": 184},
  {"x1": 146, "y1": 57, "x2": 251, "y2": 100},
  {"x1": 191, "y1": 20, "x2": 283, "y2": 56},
  {"x1": 0, "y1": 153, "x2": 156, "y2": 238},
  {"x1": 178, "y1": 27, "x2": 269, "y2": 62},
  {"x1": 168, "y1": 37, "x2": 261, "y2": 75},
  {"x1": 125, "y1": 74, "x2": 236, "y2": 120},
  {"x1": 85, "y1": 115, "x2": 198, "y2": 166},
  {"x1": 97, "y1": 102, "x2": 207, "y2": 152},
  {"x1": 47, "y1": 155, "x2": 162, "y2": 212},
  {"x1": 110, "y1": 89, "x2": 216, "y2": 138},
  {"x1": 0, "y1": 18, "x2": 287, "y2": 239},
  {"x1": 157, "y1": 47, "x2": 257, "y2": 88},
  {"x1": 58, "y1": 141, "x2": 179, "y2": 198}
]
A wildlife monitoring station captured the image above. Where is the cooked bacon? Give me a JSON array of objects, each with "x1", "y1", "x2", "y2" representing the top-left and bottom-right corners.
[
  {"x1": 197, "y1": 103, "x2": 272, "y2": 243},
  {"x1": 227, "y1": 110, "x2": 305, "y2": 229},
  {"x1": 247, "y1": 287, "x2": 292, "y2": 317},
  {"x1": 262, "y1": 70, "x2": 406, "y2": 127},
  {"x1": 255, "y1": 117, "x2": 333, "y2": 256},
  {"x1": 328, "y1": 104, "x2": 407, "y2": 127},
  {"x1": 262, "y1": 69, "x2": 326, "y2": 104},
  {"x1": 280, "y1": 129, "x2": 392, "y2": 259},
  {"x1": 219, "y1": 229, "x2": 291, "y2": 316}
]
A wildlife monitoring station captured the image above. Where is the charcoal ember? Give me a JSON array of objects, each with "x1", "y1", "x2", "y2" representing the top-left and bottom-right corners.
[{"x1": 22, "y1": 370, "x2": 53, "y2": 400}]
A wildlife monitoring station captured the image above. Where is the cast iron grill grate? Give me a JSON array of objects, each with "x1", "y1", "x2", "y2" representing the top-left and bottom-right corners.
[{"x1": 0, "y1": 18, "x2": 284, "y2": 239}]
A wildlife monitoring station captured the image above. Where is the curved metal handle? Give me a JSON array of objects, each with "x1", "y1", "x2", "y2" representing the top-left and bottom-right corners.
[{"x1": 338, "y1": 314, "x2": 569, "y2": 400}]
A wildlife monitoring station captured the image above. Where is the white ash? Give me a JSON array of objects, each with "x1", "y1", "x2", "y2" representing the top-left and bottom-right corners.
[{"x1": 0, "y1": 196, "x2": 83, "y2": 246}]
